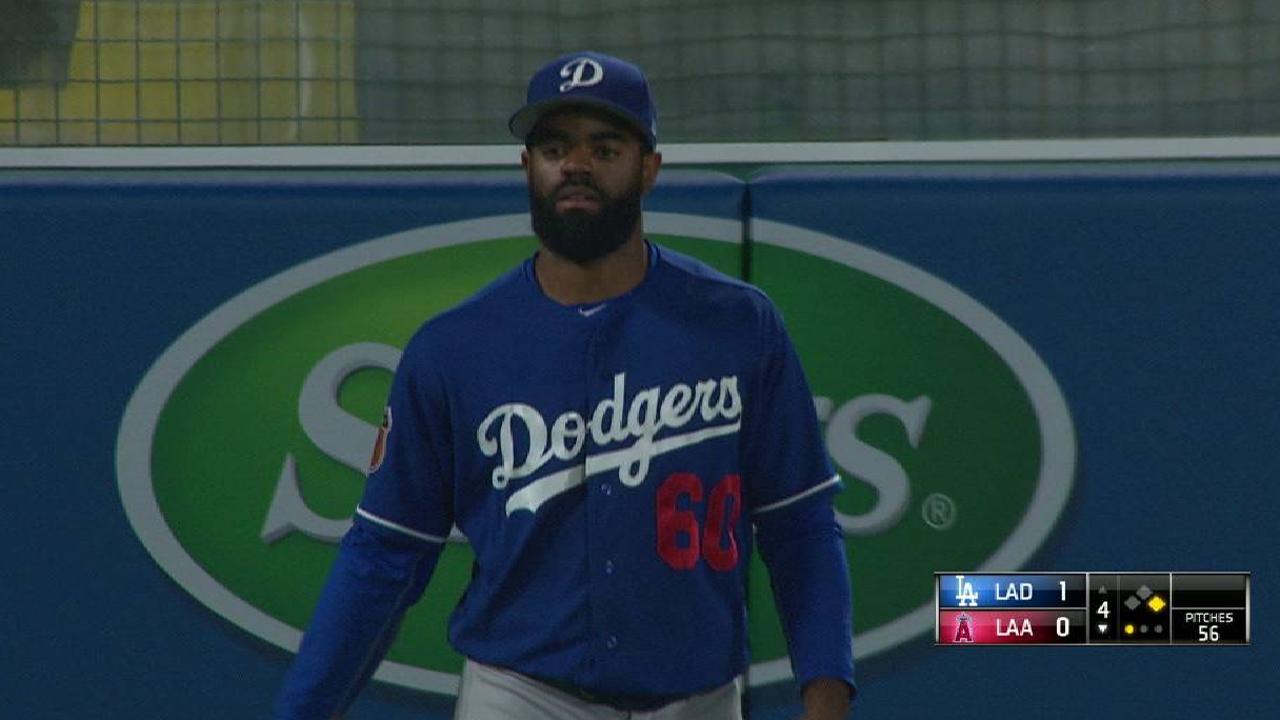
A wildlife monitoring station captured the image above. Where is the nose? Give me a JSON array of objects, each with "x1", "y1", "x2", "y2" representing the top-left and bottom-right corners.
[{"x1": 561, "y1": 143, "x2": 594, "y2": 174}]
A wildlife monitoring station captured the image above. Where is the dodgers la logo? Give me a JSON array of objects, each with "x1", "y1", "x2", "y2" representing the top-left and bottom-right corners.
[
  {"x1": 955, "y1": 574, "x2": 979, "y2": 607},
  {"x1": 559, "y1": 57, "x2": 604, "y2": 92}
]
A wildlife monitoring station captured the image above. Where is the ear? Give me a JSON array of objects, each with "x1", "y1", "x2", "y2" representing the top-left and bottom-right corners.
[
  {"x1": 641, "y1": 151, "x2": 662, "y2": 195},
  {"x1": 521, "y1": 148, "x2": 531, "y2": 174}
]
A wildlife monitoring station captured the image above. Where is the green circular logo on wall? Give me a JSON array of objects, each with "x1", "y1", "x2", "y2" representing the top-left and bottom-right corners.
[{"x1": 117, "y1": 213, "x2": 1074, "y2": 694}]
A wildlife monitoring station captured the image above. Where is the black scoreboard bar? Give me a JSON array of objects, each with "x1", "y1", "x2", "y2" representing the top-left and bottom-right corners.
[{"x1": 936, "y1": 572, "x2": 1249, "y2": 646}]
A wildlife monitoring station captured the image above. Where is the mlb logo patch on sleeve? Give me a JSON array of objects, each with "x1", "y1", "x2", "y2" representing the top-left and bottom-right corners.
[{"x1": 368, "y1": 406, "x2": 392, "y2": 473}]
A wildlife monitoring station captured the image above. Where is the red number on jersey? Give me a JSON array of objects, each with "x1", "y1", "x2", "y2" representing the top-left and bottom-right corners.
[
  {"x1": 656, "y1": 473, "x2": 741, "y2": 571},
  {"x1": 656, "y1": 472, "x2": 702, "y2": 570},
  {"x1": 702, "y1": 474, "x2": 741, "y2": 571}
]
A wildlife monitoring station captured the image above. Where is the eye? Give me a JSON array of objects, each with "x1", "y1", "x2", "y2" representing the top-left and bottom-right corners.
[
  {"x1": 593, "y1": 145, "x2": 620, "y2": 160},
  {"x1": 538, "y1": 143, "x2": 566, "y2": 160}
]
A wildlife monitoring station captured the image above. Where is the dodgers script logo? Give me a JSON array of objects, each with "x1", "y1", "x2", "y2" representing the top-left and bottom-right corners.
[
  {"x1": 559, "y1": 57, "x2": 604, "y2": 92},
  {"x1": 478, "y1": 371, "x2": 742, "y2": 515}
]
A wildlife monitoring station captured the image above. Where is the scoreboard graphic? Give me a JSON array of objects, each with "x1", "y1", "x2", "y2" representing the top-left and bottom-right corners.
[{"x1": 935, "y1": 573, "x2": 1250, "y2": 646}]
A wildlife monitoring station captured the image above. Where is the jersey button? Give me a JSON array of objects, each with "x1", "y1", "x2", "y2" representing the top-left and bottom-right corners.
[
  {"x1": 606, "y1": 635, "x2": 619, "y2": 650},
  {"x1": 604, "y1": 560, "x2": 614, "y2": 575},
  {"x1": 600, "y1": 483, "x2": 612, "y2": 495}
]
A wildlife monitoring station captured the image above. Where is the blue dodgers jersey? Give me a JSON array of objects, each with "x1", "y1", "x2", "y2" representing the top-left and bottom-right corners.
[{"x1": 357, "y1": 242, "x2": 840, "y2": 697}]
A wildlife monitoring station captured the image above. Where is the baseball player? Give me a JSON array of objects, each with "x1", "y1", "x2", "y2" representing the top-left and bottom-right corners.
[{"x1": 274, "y1": 51, "x2": 854, "y2": 720}]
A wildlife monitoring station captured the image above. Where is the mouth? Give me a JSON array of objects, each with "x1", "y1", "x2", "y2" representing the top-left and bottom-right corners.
[{"x1": 555, "y1": 186, "x2": 602, "y2": 212}]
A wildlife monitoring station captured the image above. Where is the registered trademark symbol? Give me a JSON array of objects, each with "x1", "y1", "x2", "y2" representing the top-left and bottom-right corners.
[{"x1": 921, "y1": 493, "x2": 957, "y2": 530}]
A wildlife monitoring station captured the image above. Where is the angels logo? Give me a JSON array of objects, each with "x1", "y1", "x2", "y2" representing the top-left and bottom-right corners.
[{"x1": 954, "y1": 613, "x2": 975, "y2": 643}]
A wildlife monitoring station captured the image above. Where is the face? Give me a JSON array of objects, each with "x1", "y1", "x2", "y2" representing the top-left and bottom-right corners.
[{"x1": 522, "y1": 109, "x2": 662, "y2": 265}]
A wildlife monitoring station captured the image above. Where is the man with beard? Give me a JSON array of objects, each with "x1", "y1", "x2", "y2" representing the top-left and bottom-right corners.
[{"x1": 275, "y1": 52, "x2": 854, "y2": 720}]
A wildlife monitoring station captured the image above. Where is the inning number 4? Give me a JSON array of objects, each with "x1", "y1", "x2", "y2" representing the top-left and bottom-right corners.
[{"x1": 656, "y1": 473, "x2": 742, "y2": 571}]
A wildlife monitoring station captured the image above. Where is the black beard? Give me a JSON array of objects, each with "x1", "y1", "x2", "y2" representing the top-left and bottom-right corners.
[{"x1": 529, "y1": 177, "x2": 643, "y2": 265}]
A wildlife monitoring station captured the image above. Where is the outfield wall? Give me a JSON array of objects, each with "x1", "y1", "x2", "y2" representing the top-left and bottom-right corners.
[{"x1": 4, "y1": 165, "x2": 1276, "y2": 719}]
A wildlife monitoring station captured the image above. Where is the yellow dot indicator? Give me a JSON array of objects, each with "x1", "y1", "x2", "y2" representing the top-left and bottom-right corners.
[
  {"x1": 1148, "y1": 595, "x2": 1167, "y2": 613},
  {"x1": 1124, "y1": 624, "x2": 1136, "y2": 635}
]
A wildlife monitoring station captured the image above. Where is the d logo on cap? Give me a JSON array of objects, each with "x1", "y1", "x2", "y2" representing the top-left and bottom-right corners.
[
  {"x1": 510, "y1": 51, "x2": 657, "y2": 149},
  {"x1": 559, "y1": 57, "x2": 604, "y2": 92}
]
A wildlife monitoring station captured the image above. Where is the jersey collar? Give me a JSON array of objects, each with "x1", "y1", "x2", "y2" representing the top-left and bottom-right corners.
[{"x1": 524, "y1": 239, "x2": 661, "y2": 317}]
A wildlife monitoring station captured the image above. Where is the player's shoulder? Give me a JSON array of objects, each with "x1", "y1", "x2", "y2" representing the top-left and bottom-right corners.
[
  {"x1": 401, "y1": 261, "x2": 529, "y2": 360},
  {"x1": 652, "y1": 242, "x2": 783, "y2": 323},
  {"x1": 653, "y1": 243, "x2": 769, "y2": 303}
]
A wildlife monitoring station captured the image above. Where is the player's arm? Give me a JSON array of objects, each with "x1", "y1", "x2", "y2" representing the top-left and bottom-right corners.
[
  {"x1": 744, "y1": 300, "x2": 855, "y2": 717},
  {"x1": 801, "y1": 677, "x2": 854, "y2": 720},
  {"x1": 273, "y1": 517, "x2": 445, "y2": 720},
  {"x1": 754, "y1": 493, "x2": 854, "y2": 719},
  {"x1": 275, "y1": 330, "x2": 456, "y2": 719}
]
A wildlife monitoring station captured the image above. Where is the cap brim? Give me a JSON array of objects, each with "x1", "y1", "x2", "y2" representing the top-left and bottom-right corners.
[{"x1": 509, "y1": 97, "x2": 653, "y2": 148}]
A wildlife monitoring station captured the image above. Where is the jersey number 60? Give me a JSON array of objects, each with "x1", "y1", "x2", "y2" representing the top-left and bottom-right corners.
[{"x1": 656, "y1": 472, "x2": 742, "y2": 571}]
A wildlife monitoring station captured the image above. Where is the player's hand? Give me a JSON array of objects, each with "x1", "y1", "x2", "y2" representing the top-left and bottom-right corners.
[{"x1": 795, "y1": 677, "x2": 852, "y2": 720}]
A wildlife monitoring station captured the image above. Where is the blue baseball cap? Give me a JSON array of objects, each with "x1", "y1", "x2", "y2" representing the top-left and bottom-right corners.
[{"x1": 509, "y1": 51, "x2": 658, "y2": 149}]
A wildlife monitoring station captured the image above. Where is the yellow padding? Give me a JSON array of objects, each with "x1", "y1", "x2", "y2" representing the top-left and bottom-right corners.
[{"x1": 1, "y1": 0, "x2": 357, "y2": 145}]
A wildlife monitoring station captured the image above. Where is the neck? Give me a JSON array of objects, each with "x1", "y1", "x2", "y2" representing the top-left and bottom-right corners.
[{"x1": 534, "y1": 232, "x2": 649, "y2": 306}]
